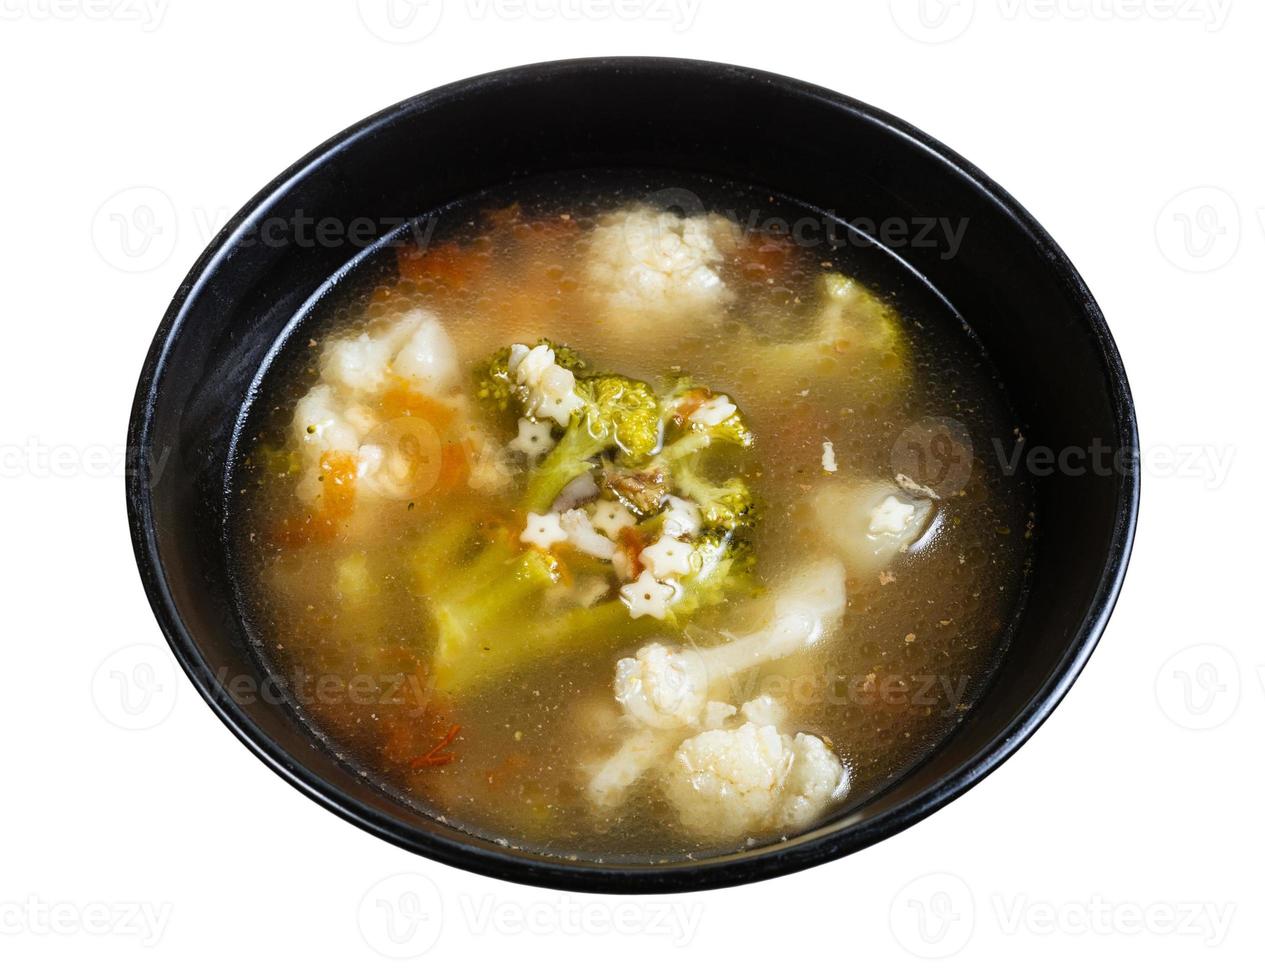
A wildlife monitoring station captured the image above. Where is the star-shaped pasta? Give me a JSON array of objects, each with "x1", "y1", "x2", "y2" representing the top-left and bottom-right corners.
[
  {"x1": 640, "y1": 535, "x2": 694, "y2": 579},
  {"x1": 620, "y1": 570, "x2": 680, "y2": 620},
  {"x1": 520, "y1": 511, "x2": 567, "y2": 550},
  {"x1": 508, "y1": 417, "x2": 555, "y2": 461},
  {"x1": 590, "y1": 499, "x2": 636, "y2": 538}
]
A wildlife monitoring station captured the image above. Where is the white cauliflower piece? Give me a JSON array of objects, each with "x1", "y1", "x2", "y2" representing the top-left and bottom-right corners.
[
  {"x1": 813, "y1": 482, "x2": 935, "y2": 576},
  {"x1": 821, "y1": 439, "x2": 838, "y2": 474},
  {"x1": 292, "y1": 383, "x2": 360, "y2": 460},
  {"x1": 389, "y1": 310, "x2": 460, "y2": 393},
  {"x1": 689, "y1": 394, "x2": 737, "y2": 427},
  {"x1": 740, "y1": 694, "x2": 786, "y2": 727},
  {"x1": 585, "y1": 207, "x2": 737, "y2": 327},
  {"x1": 661, "y1": 495, "x2": 702, "y2": 538},
  {"x1": 558, "y1": 508, "x2": 617, "y2": 561},
  {"x1": 320, "y1": 309, "x2": 458, "y2": 398},
  {"x1": 665, "y1": 723, "x2": 846, "y2": 838},
  {"x1": 508, "y1": 343, "x2": 584, "y2": 425},
  {"x1": 320, "y1": 331, "x2": 395, "y2": 396},
  {"x1": 613, "y1": 560, "x2": 846, "y2": 729}
]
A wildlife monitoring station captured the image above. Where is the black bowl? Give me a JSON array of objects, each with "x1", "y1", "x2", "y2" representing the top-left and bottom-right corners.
[{"x1": 127, "y1": 57, "x2": 1138, "y2": 893}]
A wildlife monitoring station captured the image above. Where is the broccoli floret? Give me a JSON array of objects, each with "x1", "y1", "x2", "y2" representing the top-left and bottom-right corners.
[
  {"x1": 669, "y1": 454, "x2": 757, "y2": 535},
  {"x1": 670, "y1": 529, "x2": 759, "y2": 619},
  {"x1": 522, "y1": 373, "x2": 661, "y2": 512},
  {"x1": 659, "y1": 378, "x2": 754, "y2": 459},
  {"x1": 414, "y1": 510, "x2": 664, "y2": 693},
  {"x1": 476, "y1": 339, "x2": 587, "y2": 416}
]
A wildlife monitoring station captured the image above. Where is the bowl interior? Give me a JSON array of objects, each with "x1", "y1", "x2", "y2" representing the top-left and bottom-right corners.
[{"x1": 128, "y1": 58, "x2": 1136, "y2": 892}]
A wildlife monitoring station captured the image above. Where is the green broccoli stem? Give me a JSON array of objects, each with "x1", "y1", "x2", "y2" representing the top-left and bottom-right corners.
[
  {"x1": 432, "y1": 594, "x2": 663, "y2": 693},
  {"x1": 521, "y1": 422, "x2": 607, "y2": 512},
  {"x1": 656, "y1": 430, "x2": 713, "y2": 464}
]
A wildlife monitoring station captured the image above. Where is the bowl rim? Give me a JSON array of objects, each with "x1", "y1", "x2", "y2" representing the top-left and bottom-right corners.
[{"x1": 126, "y1": 55, "x2": 1139, "y2": 894}]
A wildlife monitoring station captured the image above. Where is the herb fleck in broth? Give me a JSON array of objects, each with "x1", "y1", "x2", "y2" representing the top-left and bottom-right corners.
[{"x1": 231, "y1": 179, "x2": 1032, "y2": 861}]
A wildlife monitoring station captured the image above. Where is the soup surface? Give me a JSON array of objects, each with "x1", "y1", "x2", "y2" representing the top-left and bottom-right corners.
[{"x1": 231, "y1": 177, "x2": 1032, "y2": 862}]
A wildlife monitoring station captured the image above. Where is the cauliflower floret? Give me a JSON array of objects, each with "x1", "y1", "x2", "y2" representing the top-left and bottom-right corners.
[
  {"x1": 292, "y1": 383, "x2": 360, "y2": 460},
  {"x1": 319, "y1": 308, "x2": 458, "y2": 398},
  {"x1": 813, "y1": 481, "x2": 935, "y2": 576},
  {"x1": 615, "y1": 642, "x2": 710, "y2": 730},
  {"x1": 390, "y1": 310, "x2": 460, "y2": 393},
  {"x1": 585, "y1": 207, "x2": 737, "y2": 326},
  {"x1": 689, "y1": 394, "x2": 737, "y2": 427},
  {"x1": 613, "y1": 560, "x2": 846, "y2": 728},
  {"x1": 661, "y1": 494, "x2": 702, "y2": 538},
  {"x1": 507, "y1": 342, "x2": 585, "y2": 425},
  {"x1": 739, "y1": 694, "x2": 786, "y2": 727},
  {"x1": 559, "y1": 508, "x2": 617, "y2": 561},
  {"x1": 664, "y1": 723, "x2": 845, "y2": 839},
  {"x1": 320, "y1": 332, "x2": 395, "y2": 396}
]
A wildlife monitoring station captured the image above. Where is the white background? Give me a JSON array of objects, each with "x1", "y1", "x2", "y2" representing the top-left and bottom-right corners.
[{"x1": 1, "y1": 0, "x2": 1260, "y2": 974}]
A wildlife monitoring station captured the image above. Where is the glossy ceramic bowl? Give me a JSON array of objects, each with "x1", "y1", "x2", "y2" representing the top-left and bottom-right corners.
[{"x1": 127, "y1": 58, "x2": 1138, "y2": 892}]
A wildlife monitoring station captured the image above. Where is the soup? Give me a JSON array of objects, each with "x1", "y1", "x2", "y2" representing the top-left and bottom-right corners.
[{"x1": 230, "y1": 180, "x2": 1032, "y2": 861}]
